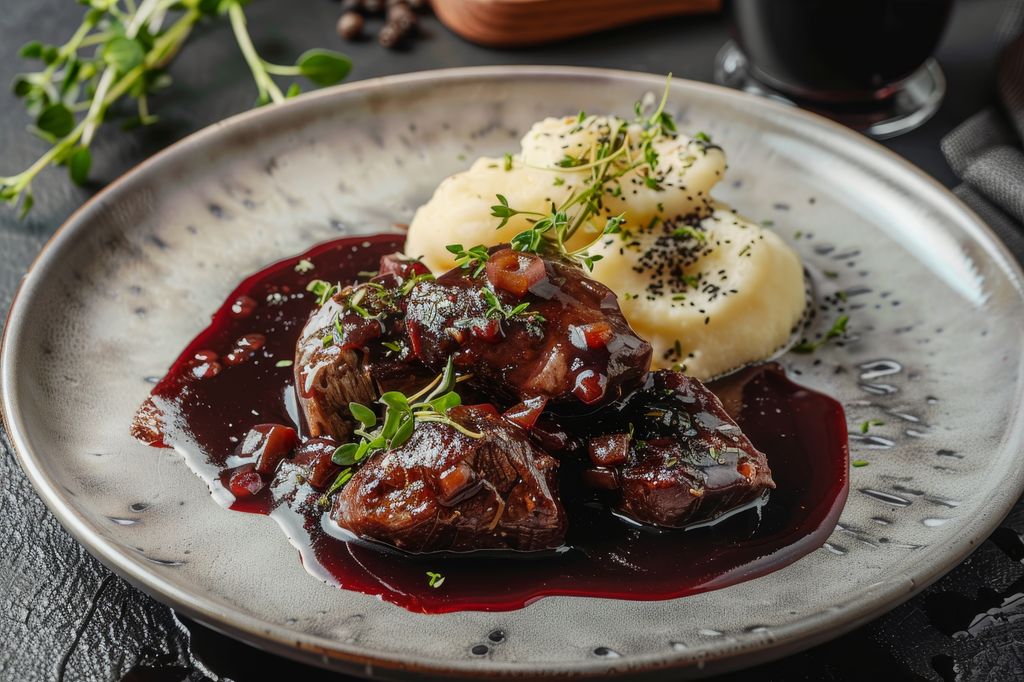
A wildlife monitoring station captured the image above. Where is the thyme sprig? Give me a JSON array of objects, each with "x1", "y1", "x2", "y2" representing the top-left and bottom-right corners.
[
  {"x1": 3, "y1": 0, "x2": 351, "y2": 217},
  {"x1": 446, "y1": 243, "x2": 490, "y2": 277},
  {"x1": 480, "y1": 288, "x2": 544, "y2": 323},
  {"x1": 318, "y1": 357, "x2": 479, "y2": 506},
  {"x1": 488, "y1": 76, "x2": 678, "y2": 270}
]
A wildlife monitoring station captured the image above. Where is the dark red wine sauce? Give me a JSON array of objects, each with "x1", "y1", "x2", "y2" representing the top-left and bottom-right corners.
[{"x1": 141, "y1": 234, "x2": 849, "y2": 614}]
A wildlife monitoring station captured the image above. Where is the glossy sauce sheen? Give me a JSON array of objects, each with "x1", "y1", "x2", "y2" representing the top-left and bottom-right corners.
[{"x1": 142, "y1": 234, "x2": 849, "y2": 613}]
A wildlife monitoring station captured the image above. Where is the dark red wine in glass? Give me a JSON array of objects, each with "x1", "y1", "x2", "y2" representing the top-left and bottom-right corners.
[{"x1": 714, "y1": 0, "x2": 953, "y2": 138}]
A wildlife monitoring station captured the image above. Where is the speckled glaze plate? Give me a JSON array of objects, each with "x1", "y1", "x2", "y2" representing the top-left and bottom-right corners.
[{"x1": 4, "y1": 67, "x2": 1024, "y2": 679}]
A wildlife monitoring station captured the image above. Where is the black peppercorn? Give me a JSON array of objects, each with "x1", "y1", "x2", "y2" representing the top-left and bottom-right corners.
[
  {"x1": 387, "y1": 2, "x2": 417, "y2": 32},
  {"x1": 337, "y1": 11, "x2": 364, "y2": 40},
  {"x1": 378, "y1": 22, "x2": 404, "y2": 48}
]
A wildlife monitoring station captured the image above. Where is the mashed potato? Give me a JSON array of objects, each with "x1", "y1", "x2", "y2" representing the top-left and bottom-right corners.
[{"x1": 405, "y1": 113, "x2": 806, "y2": 380}]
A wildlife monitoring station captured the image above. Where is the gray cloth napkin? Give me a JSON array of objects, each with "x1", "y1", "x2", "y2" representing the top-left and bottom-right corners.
[{"x1": 941, "y1": 5, "x2": 1024, "y2": 261}]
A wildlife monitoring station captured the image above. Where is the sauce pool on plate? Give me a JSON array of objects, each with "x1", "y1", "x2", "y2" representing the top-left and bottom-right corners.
[{"x1": 134, "y1": 233, "x2": 849, "y2": 613}]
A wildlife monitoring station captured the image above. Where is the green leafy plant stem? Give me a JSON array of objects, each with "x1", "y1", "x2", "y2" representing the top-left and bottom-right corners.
[
  {"x1": 3, "y1": 0, "x2": 351, "y2": 216},
  {"x1": 226, "y1": 1, "x2": 284, "y2": 105},
  {"x1": 1, "y1": 3, "x2": 202, "y2": 212}
]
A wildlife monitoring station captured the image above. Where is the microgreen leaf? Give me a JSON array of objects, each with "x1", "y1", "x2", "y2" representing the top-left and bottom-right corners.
[
  {"x1": 68, "y1": 146, "x2": 91, "y2": 185},
  {"x1": 19, "y1": 41, "x2": 44, "y2": 59},
  {"x1": 391, "y1": 416, "x2": 415, "y2": 448},
  {"x1": 379, "y1": 391, "x2": 410, "y2": 414},
  {"x1": 429, "y1": 391, "x2": 461, "y2": 414},
  {"x1": 102, "y1": 37, "x2": 145, "y2": 74},
  {"x1": 12, "y1": 76, "x2": 34, "y2": 98},
  {"x1": 332, "y1": 443, "x2": 360, "y2": 465},
  {"x1": 380, "y1": 407, "x2": 401, "y2": 440},
  {"x1": 36, "y1": 103, "x2": 74, "y2": 138},
  {"x1": 348, "y1": 402, "x2": 376, "y2": 428},
  {"x1": 296, "y1": 49, "x2": 352, "y2": 86}
]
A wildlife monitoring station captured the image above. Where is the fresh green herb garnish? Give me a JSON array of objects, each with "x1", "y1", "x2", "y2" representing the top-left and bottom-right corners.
[
  {"x1": 294, "y1": 259, "x2": 315, "y2": 274},
  {"x1": 344, "y1": 286, "x2": 375, "y2": 319},
  {"x1": 603, "y1": 213, "x2": 626, "y2": 235},
  {"x1": 320, "y1": 467, "x2": 353, "y2": 503},
  {"x1": 480, "y1": 288, "x2": 545, "y2": 323},
  {"x1": 2, "y1": 0, "x2": 351, "y2": 217},
  {"x1": 275, "y1": 359, "x2": 293, "y2": 368},
  {"x1": 446, "y1": 244, "x2": 491, "y2": 277},
  {"x1": 859, "y1": 419, "x2": 884, "y2": 434},
  {"x1": 426, "y1": 571, "x2": 446, "y2": 588},
  {"x1": 306, "y1": 279, "x2": 340, "y2": 306},
  {"x1": 671, "y1": 225, "x2": 706, "y2": 242},
  {"x1": 792, "y1": 314, "x2": 850, "y2": 354},
  {"x1": 503, "y1": 152, "x2": 514, "y2": 171},
  {"x1": 319, "y1": 358, "x2": 480, "y2": 506},
  {"x1": 490, "y1": 75, "x2": 686, "y2": 269},
  {"x1": 851, "y1": 459, "x2": 869, "y2": 468},
  {"x1": 399, "y1": 271, "x2": 435, "y2": 296}
]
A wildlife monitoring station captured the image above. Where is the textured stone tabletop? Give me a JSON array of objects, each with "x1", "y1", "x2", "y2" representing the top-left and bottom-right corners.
[{"x1": 2, "y1": 1, "x2": 1022, "y2": 679}]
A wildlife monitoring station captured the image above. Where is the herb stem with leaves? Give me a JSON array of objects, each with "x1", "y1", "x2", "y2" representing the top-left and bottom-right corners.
[
  {"x1": 482, "y1": 77, "x2": 677, "y2": 270},
  {"x1": 3, "y1": 0, "x2": 352, "y2": 217},
  {"x1": 319, "y1": 357, "x2": 478, "y2": 506}
]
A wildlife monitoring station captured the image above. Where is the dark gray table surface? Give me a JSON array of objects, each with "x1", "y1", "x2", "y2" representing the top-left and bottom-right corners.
[{"x1": 3, "y1": 1, "x2": 1024, "y2": 680}]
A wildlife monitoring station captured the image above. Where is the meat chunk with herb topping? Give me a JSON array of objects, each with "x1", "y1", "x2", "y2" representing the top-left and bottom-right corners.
[
  {"x1": 404, "y1": 246, "x2": 653, "y2": 408},
  {"x1": 294, "y1": 292, "x2": 379, "y2": 440},
  {"x1": 332, "y1": 404, "x2": 566, "y2": 553},
  {"x1": 582, "y1": 370, "x2": 774, "y2": 528},
  {"x1": 294, "y1": 266, "x2": 433, "y2": 440}
]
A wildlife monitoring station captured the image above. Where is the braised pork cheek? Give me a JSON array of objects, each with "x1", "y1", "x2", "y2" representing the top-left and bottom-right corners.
[
  {"x1": 294, "y1": 266, "x2": 432, "y2": 440},
  {"x1": 404, "y1": 246, "x2": 653, "y2": 407},
  {"x1": 333, "y1": 404, "x2": 566, "y2": 553},
  {"x1": 583, "y1": 370, "x2": 775, "y2": 528}
]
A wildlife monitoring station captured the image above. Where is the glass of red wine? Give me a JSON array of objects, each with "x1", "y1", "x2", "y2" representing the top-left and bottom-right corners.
[{"x1": 714, "y1": 0, "x2": 953, "y2": 138}]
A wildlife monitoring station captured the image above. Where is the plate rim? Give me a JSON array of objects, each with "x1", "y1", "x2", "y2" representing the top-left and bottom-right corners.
[{"x1": 3, "y1": 64, "x2": 1024, "y2": 679}]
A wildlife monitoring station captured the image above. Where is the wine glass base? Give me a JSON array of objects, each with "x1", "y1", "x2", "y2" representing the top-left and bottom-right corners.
[{"x1": 712, "y1": 41, "x2": 946, "y2": 140}]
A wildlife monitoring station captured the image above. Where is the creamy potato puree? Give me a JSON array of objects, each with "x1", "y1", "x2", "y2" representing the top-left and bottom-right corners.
[
  {"x1": 405, "y1": 114, "x2": 806, "y2": 379},
  {"x1": 587, "y1": 204, "x2": 805, "y2": 378},
  {"x1": 407, "y1": 116, "x2": 727, "y2": 272}
]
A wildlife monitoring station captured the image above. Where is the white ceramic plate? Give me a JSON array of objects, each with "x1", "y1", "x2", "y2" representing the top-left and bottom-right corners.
[{"x1": 4, "y1": 67, "x2": 1024, "y2": 679}]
